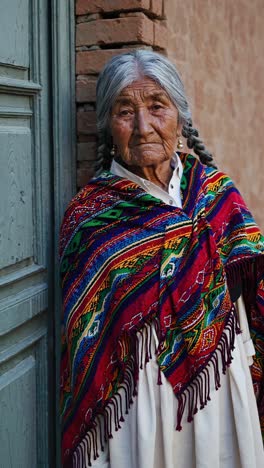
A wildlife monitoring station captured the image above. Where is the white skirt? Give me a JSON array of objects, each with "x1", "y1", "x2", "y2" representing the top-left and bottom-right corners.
[{"x1": 90, "y1": 297, "x2": 264, "y2": 468}]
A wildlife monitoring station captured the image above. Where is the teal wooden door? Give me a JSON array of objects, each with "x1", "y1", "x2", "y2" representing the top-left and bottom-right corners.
[{"x1": 0, "y1": 1, "x2": 51, "y2": 466}]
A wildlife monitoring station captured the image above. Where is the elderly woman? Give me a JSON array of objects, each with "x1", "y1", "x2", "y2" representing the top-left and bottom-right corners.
[{"x1": 60, "y1": 50, "x2": 264, "y2": 468}]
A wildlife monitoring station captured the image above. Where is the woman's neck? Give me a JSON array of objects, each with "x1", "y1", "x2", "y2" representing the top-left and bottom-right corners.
[{"x1": 117, "y1": 159, "x2": 173, "y2": 191}]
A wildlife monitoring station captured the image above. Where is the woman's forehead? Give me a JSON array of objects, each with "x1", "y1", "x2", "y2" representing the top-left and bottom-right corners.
[{"x1": 117, "y1": 77, "x2": 169, "y2": 99}]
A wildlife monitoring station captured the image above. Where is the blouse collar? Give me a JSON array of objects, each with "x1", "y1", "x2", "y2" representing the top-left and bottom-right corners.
[{"x1": 110, "y1": 153, "x2": 183, "y2": 208}]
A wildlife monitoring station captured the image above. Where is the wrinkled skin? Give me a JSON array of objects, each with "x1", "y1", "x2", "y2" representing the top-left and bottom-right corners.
[{"x1": 110, "y1": 77, "x2": 181, "y2": 190}]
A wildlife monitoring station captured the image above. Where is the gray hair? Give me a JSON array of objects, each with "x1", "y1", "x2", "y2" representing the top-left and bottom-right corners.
[{"x1": 95, "y1": 50, "x2": 215, "y2": 172}]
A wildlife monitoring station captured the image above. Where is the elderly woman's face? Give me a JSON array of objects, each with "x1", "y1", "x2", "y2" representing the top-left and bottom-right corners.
[{"x1": 110, "y1": 78, "x2": 180, "y2": 171}]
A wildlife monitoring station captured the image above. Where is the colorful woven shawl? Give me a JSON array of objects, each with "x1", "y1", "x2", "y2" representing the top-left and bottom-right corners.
[{"x1": 60, "y1": 153, "x2": 264, "y2": 467}]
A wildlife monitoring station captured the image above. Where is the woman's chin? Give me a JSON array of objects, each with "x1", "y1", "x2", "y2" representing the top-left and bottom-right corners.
[{"x1": 127, "y1": 151, "x2": 170, "y2": 167}]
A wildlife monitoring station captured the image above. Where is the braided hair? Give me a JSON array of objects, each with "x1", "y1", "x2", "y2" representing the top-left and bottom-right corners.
[
  {"x1": 94, "y1": 139, "x2": 112, "y2": 176},
  {"x1": 95, "y1": 50, "x2": 217, "y2": 173},
  {"x1": 182, "y1": 119, "x2": 217, "y2": 168}
]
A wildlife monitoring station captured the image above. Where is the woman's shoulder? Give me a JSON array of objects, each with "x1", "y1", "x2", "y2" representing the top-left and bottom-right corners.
[
  {"x1": 63, "y1": 171, "x2": 119, "y2": 214},
  {"x1": 181, "y1": 153, "x2": 238, "y2": 205},
  {"x1": 181, "y1": 152, "x2": 235, "y2": 191},
  {"x1": 202, "y1": 162, "x2": 238, "y2": 198},
  {"x1": 59, "y1": 172, "x2": 117, "y2": 258}
]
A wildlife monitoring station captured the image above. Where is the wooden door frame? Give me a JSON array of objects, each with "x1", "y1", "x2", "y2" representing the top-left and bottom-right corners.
[{"x1": 49, "y1": 1, "x2": 76, "y2": 466}]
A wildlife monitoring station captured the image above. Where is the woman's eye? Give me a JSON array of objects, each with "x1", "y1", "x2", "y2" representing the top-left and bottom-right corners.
[
  {"x1": 119, "y1": 109, "x2": 133, "y2": 117},
  {"x1": 152, "y1": 104, "x2": 163, "y2": 111}
]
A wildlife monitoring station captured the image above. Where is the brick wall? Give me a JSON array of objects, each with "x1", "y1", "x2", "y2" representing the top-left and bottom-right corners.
[{"x1": 76, "y1": 0, "x2": 167, "y2": 187}]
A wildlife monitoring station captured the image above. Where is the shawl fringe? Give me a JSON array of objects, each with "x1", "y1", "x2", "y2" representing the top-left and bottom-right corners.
[
  {"x1": 226, "y1": 255, "x2": 264, "y2": 291},
  {"x1": 67, "y1": 309, "x2": 239, "y2": 467}
]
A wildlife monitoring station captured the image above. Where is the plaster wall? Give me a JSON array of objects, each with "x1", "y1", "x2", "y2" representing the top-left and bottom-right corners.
[{"x1": 166, "y1": 0, "x2": 264, "y2": 229}]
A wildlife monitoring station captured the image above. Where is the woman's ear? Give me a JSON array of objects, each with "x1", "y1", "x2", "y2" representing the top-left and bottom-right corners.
[{"x1": 176, "y1": 121, "x2": 183, "y2": 138}]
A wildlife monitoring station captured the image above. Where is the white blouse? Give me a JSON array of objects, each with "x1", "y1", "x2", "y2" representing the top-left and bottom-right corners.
[{"x1": 89, "y1": 156, "x2": 264, "y2": 468}]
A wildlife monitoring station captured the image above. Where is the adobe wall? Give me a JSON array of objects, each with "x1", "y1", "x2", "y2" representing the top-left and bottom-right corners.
[{"x1": 166, "y1": 0, "x2": 264, "y2": 228}]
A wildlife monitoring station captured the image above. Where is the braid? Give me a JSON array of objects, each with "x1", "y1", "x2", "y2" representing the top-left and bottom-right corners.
[
  {"x1": 94, "y1": 133, "x2": 112, "y2": 176},
  {"x1": 182, "y1": 119, "x2": 217, "y2": 169}
]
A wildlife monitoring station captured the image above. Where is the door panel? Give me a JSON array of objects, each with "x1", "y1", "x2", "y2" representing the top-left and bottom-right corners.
[
  {"x1": 0, "y1": 357, "x2": 37, "y2": 466},
  {"x1": 0, "y1": 0, "x2": 29, "y2": 68},
  {"x1": 0, "y1": 0, "x2": 50, "y2": 466},
  {"x1": 0, "y1": 121, "x2": 33, "y2": 269}
]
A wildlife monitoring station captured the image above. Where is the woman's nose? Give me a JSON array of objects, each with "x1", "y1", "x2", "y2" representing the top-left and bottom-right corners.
[{"x1": 134, "y1": 109, "x2": 154, "y2": 137}]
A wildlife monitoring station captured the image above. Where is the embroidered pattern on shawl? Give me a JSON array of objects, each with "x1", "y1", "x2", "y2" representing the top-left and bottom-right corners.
[{"x1": 59, "y1": 154, "x2": 264, "y2": 467}]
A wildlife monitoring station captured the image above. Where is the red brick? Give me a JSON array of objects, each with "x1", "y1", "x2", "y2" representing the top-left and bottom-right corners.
[
  {"x1": 77, "y1": 110, "x2": 97, "y2": 135},
  {"x1": 77, "y1": 142, "x2": 97, "y2": 161},
  {"x1": 76, "y1": 0, "x2": 150, "y2": 15},
  {"x1": 77, "y1": 134, "x2": 97, "y2": 143},
  {"x1": 77, "y1": 13, "x2": 101, "y2": 24},
  {"x1": 77, "y1": 165, "x2": 95, "y2": 187},
  {"x1": 150, "y1": 0, "x2": 163, "y2": 17},
  {"x1": 154, "y1": 20, "x2": 167, "y2": 49},
  {"x1": 76, "y1": 77, "x2": 97, "y2": 102},
  {"x1": 76, "y1": 48, "x2": 134, "y2": 74},
  {"x1": 120, "y1": 12, "x2": 146, "y2": 17},
  {"x1": 76, "y1": 16, "x2": 154, "y2": 47}
]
